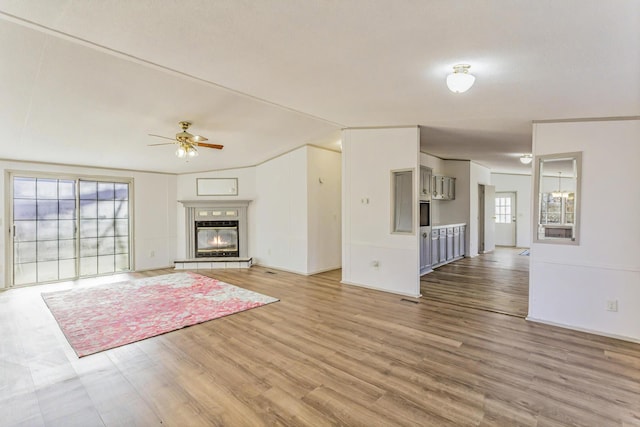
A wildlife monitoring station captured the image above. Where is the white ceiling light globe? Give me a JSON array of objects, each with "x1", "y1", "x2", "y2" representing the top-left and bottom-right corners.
[
  {"x1": 520, "y1": 154, "x2": 533, "y2": 164},
  {"x1": 175, "y1": 147, "x2": 187, "y2": 158},
  {"x1": 446, "y1": 64, "x2": 475, "y2": 93}
]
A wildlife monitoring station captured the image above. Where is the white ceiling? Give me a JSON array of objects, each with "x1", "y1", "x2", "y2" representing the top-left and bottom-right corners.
[{"x1": 1, "y1": 1, "x2": 638, "y2": 174}]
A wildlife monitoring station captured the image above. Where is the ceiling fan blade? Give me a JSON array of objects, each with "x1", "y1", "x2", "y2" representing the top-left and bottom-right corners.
[
  {"x1": 147, "y1": 142, "x2": 176, "y2": 146},
  {"x1": 196, "y1": 142, "x2": 224, "y2": 150},
  {"x1": 190, "y1": 134, "x2": 208, "y2": 142},
  {"x1": 148, "y1": 134, "x2": 176, "y2": 141}
]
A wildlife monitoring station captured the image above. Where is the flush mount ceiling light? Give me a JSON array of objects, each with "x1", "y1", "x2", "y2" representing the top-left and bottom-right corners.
[
  {"x1": 520, "y1": 154, "x2": 533, "y2": 164},
  {"x1": 446, "y1": 64, "x2": 475, "y2": 93}
]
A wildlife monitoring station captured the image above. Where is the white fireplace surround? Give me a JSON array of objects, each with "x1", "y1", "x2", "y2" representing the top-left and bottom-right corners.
[{"x1": 179, "y1": 200, "x2": 251, "y2": 259}]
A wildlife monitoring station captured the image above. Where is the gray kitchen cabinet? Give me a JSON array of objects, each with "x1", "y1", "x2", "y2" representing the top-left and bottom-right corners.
[
  {"x1": 420, "y1": 226, "x2": 431, "y2": 274},
  {"x1": 426, "y1": 223, "x2": 466, "y2": 271},
  {"x1": 432, "y1": 175, "x2": 456, "y2": 200},
  {"x1": 420, "y1": 166, "x2": 432, "y2": 201},
  {"x1": 438, "y1": 228, "x2": 447, "y2": 263},
  {"x1": 446, "y1": 227, "x2": 454, "y2": 260},
  {"x1": 431, "y1": 229, "x2": 440, "y2": 266}
]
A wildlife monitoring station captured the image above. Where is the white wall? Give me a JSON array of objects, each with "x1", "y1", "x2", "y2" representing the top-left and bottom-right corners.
[
  {"x1": 529, "y1": 119, "x2": 640, "y2": 342},
  {"x1": 307, "y1": 146, "x2": 342, "y2": 274},
  {"x1": 255, "y1": 147, "x2": 309, "y2": 274},
  {"x1": 175, "y1": 167, "x2": 256, "y2": 259},
  {"x1": 469, "y1": 162, "x2": 492, "y2": 257},
  {"x1": 1, "y1": 161, "x2": 177, "y2": 288},
  {"x1": 491, "y1": 173, "x2": 532, "y2": 248},
  {"x1": 342, "y1": 127, "x2": 420, "y2": 297},
  {"x1": 438, "y1": 160, "x2": 470, "y2": 226}
]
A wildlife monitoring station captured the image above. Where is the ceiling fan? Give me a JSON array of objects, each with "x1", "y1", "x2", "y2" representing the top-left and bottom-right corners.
[{"x1": 148, "y1": 121, "x2": 223, "y2": 158}]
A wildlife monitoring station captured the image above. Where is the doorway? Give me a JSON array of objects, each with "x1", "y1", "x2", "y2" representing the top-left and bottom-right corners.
[
  {"x1": 495, "y1": 192, "x2": 517, "y2": 246},
  {"x1": 478, "y1": 184, "x2": 495, "y2": 254}
]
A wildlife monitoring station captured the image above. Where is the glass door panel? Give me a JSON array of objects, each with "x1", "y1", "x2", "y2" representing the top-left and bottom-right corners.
[
  {"x1": 79, "y1": 179, "x2": 130, "y2": 277},
  {"x1": 13, "y1": 177, "x2": 77, "y2": 285},
  {"x1": 11, "y1": 175, "x2": 131, "y2": 286}
]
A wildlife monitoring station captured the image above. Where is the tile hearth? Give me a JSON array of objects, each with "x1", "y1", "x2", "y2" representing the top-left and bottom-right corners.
[{"x1": 174, "y1": 257, "x2": 253, "y2": 270}]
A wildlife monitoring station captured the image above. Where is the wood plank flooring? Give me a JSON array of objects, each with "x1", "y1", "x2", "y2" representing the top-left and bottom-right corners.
[
  {"x1": 1, "y1": 259, "x2": 639, "y2": 426},
  {"x1": 421, "y1": 247, "x2": 530, "y2": 317}
]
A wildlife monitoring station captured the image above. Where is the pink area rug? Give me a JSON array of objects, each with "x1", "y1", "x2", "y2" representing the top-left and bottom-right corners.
[{"x1": 42, "y1": 272, "x2": 278, "y2": 357}]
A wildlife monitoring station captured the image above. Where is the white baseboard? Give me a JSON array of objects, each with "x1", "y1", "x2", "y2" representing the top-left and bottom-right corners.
[
  {"x1": 526, "y1": 316, "x2": 640, "y2": 344},
  {"x1": 254, "y1": 263, "x2": 341, "y2": 276},
  {"x1": 340, "y1": 280, "x2": 421, "y2": 298},
  {"x1": 306, "y1": 265, "x2": 342, "y2": 275}
]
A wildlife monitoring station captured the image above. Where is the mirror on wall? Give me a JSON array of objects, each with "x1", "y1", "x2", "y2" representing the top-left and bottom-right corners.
[
  {"x1": 197, "y1": 178, "x2": 238, "y2": 196},
  {"x1": 534, "y1": 152, "x2": 582, "y2": 244}
]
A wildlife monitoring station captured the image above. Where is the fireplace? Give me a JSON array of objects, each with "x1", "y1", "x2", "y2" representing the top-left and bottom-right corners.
[
  {"x1": 179, "y1": 200, "x2": 251, "y2": 260},
  {"x1": 195, "y1": 220, "x2": 239, "y2": 257}
]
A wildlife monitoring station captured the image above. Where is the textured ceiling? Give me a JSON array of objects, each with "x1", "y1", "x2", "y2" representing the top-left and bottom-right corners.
[{"x1": 0, "y1": 1, "x2": 638, "y2": 174}]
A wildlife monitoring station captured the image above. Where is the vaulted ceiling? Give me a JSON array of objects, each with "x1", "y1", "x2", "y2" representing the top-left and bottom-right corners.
[{"x1": 1, "y1": 1, "x2": 638, "y2": 174}]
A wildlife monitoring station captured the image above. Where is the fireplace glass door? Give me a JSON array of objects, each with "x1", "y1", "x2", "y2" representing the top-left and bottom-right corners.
[{"x1": 195, "y1": 221, "x2": 239, "y2": 257}]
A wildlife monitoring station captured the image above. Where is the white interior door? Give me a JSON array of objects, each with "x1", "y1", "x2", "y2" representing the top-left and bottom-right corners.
[{"x1": 495, "y1": 192, "x2": 516, "y2": 246}]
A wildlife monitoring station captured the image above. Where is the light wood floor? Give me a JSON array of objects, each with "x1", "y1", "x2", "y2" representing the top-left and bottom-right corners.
[
  {"x1": 1, "y1": 259, "x2": 640, "y2": 426},
  {"x1": 421, "y1": 247, "x2": 530, "y2": 317}
]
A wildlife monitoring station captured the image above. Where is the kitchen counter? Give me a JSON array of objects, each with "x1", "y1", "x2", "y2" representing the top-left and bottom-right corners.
[{"x1": 431, "y1": 222, "x2": 467, "y2": 228}]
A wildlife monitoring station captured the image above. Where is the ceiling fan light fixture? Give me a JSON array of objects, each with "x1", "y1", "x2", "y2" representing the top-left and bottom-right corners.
[
  {"x1": 187, "y1": 146, "x2": 199, "y2": 157},
  {"x1": 175, "y1": 146, "x2": 187, "y2": 158},
  {"x1": 446, "y1": 64, "x2": 475, "y2": 93},
  {"x1": 520, "y1": 154, "x2": 533, "y2": 164}
]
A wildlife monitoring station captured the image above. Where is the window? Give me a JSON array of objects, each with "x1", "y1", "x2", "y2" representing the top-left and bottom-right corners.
[
  {"x1": 495, "y1": 197, "x2": 512, "y2": 224},
  {"x1": 11, "y1": 174, "x2": 132, "y2": 286}
]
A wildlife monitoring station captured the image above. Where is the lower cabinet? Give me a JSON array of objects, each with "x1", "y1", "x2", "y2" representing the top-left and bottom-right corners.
[
  {"x1": 446, "y1": 227, "x2": 454, "y2": 261},
  {"x1": 431, "y1": 229, "x2": 439, "y2": 266},
  {"x1": 438, "y1": 228, "x2": 447, "y2": 263},
  {"x1": 420, "y1": 227, "x2": 431, "y2": 275},
  {"x1": 453, "y1": 226, "x2": 461, "y2": 258},
  {"x1": 428, "y1": 223, "x2": 466, "y2": 270}
]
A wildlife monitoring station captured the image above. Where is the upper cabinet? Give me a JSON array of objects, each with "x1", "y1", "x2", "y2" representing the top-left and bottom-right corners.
[
  {"x1": 419, "y1": 166, "x2": 432, "y2": 201},
  {"x1": 432, "y1": 175, "x2": 456, "y2": 200}
]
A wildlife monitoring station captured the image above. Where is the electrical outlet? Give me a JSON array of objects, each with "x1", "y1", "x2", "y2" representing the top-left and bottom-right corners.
[
  {"x1": 150, "y1": 250, "x2": 155, "y2": 258},
  {"x1": 606, "y1": 300, "x2": 618, "y2": 312}
]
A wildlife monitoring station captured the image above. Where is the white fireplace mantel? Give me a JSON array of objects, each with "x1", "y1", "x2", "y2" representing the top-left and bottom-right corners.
[
  {"x1": 178, "y1": 200, "x2": 252, "y2": 208},
  {"x1": 179, "y1": 200, "x2": 252, "y2": 259}
]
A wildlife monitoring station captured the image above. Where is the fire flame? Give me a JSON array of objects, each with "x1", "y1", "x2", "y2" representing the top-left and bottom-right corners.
[{"x1": 208, "y1": 236, "x2": 226, "y2": 246}]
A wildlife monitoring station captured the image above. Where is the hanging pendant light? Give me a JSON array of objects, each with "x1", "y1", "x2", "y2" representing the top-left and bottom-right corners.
[
  {"x1": 551, "y1": 172, "x2": 568, "y2": 198},
  {"x1": 446, "y1": 64, "x2": 476, "y2": 93}
]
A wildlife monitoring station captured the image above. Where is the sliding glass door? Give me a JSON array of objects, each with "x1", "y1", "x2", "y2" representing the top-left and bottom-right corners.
[
  {"x1": 79, "y1": 180, "x2": 130, "y2": 276},
  {"x1": 11, "y1": 174, "x2": 132, "y2": 286}
]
